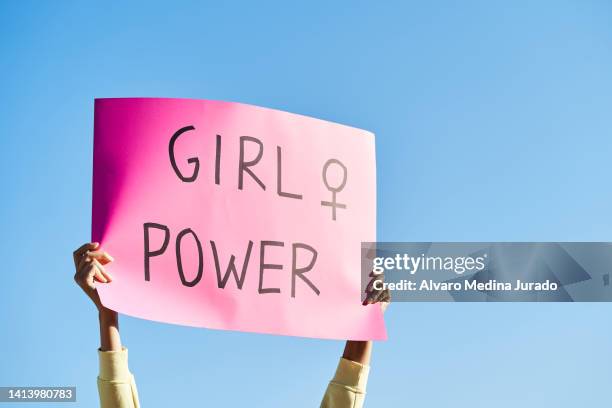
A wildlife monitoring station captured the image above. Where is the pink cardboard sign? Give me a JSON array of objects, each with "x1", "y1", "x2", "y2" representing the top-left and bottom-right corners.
[{"x1": 92, "y1": 98, "x2": 386, "y2": 340}]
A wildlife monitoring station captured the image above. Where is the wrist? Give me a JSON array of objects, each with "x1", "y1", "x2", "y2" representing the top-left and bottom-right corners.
[
  {"x1": 98, "y1": 308, "x2": 118, "y2": 323},
  {"x1": 342, "y1": 340, "x2": 373, "y2": 365},
  {"x1": 98, "y1": 308, "x2": 121, "y2": 352}
]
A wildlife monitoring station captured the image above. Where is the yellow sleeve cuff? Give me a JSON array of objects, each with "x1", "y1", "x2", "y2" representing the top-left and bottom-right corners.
[
  {"x1": 331, "y1": 358, "x2": 370, "y2": 392},
  {"x1": 98, "y1": 347, "x2": 132, "y2": 382}
]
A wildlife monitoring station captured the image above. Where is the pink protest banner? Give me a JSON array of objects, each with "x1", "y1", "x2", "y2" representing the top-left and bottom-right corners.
[{"x1": 92, "y1": 97, "x2": 386, "y2": 340}]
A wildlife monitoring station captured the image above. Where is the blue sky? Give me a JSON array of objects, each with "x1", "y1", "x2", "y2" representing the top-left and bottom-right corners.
[{"x1": 1, "y1": 1, "x2": 611, "y2": 406}]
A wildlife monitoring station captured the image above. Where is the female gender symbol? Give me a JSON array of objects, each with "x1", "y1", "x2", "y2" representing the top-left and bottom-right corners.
[{"x1": 320, "y1": 159, "x2": 347, "y2": 221}]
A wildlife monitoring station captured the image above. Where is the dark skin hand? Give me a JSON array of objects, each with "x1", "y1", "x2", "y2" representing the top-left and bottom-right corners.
[
  {"x1": 73, "y1": 242, "x2": 122, "y2": 351},
  {"x1": 343, "y1": 275, "x2": 390, "y2": 365}
]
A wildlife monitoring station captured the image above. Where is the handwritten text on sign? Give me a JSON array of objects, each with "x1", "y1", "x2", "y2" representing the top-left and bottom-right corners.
[{"x1": 92, "y1": 98, "x2": 386, "y2": 340}]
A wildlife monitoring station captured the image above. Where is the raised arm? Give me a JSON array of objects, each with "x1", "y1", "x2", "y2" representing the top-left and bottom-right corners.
[
  {"x1": 73, "y1": 242, "x2": 140, "y2": 408},
  {"x1": 320, "y1": 286, "x2": 390, "y2": 408}
]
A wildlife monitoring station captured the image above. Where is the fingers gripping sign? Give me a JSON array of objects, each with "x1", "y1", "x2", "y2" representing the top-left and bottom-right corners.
[{"x1": 73, "y1": 242, "x2": 115, "y2": 310}]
